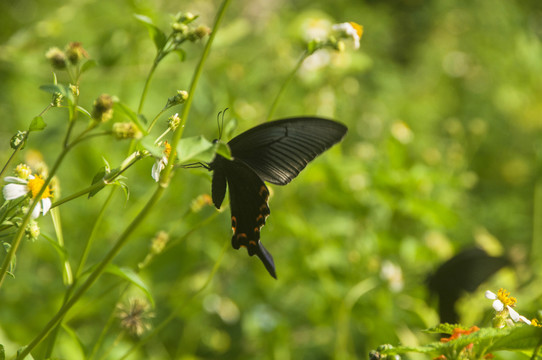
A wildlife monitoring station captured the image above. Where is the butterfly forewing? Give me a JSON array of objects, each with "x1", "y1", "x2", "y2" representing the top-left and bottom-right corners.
[
  {"x1": 208, "y1": 117, "x2": 347, "y2": 278},
  {"x1": 227, "y1": 117, "x2": 347, "y2": 185}
]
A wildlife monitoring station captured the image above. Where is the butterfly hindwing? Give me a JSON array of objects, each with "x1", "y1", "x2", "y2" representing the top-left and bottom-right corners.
[
  {"x1": 211, "y1": 155, "x2": 276, "y2": 278},
  {"x1": 209, "y1": 117, "x2": 347, "y2": 278},
  {"x1": 227, "y1": 117, "x2": 348, "y2": 185}
]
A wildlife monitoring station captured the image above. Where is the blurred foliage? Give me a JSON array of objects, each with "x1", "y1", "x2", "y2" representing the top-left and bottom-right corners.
[{"x1": 1, "y1": 0, "x2": 542, "y2": 359}]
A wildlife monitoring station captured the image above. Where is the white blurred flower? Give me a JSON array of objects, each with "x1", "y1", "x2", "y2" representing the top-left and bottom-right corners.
[
  {"x1": 152, "y1": 141, "x2": 172, "y2": 182},
  {"x1": 332, "y1": 22, "x2": 363, "y2": 49}
]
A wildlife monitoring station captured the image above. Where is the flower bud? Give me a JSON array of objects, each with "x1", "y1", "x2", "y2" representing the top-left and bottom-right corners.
[
  {"x1": 168, "y1": 113, "x2": 181, "y2": 131},
  {"x1": 10, "y1": 131, "x2": 27, "y2": 150},
  {"x1": 26, "y1": 220, "x2": 41, "y2": 241},
  {"x1": 92, "y1": 94, "x2": 114, "y2": 123},
  {"x1": 45, "y1": 47, "x2": 67, "y2": 69},
  {"x1": 65, "y1": 42, "x2": 88, "y2": 65},
  {"x1": 15, "y1": 163, "x2": 32, "y2": 180},
  {"x1": 112, "y1": 122, "x2": 142, "y2": 139}
]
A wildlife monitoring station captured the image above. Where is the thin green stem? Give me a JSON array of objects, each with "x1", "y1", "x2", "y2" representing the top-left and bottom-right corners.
[
  {"x1": 16, "y1": 186, "x2": 164, "y2": 360},
  {"x1": 16, "y1": 1, "x2": 230, "y2": 355},
  {"x1": 266, "y1": 50, "x2": 308, "y2": 121},
  {"x1": 161, "y1": 0, "x2": 231, "y2": 184},
  {"x1": 119, "y1": 237, "x2": 229, "y2": 360},
  {"x1": 0, "y1": 132, "x2": 28, "y2": 179},
  {"x1": 76, "y1": 187, "x2": 116, "y2": 277},
  {"x1": 0, "y1": 147, "x2": 68, "y2": 288},
  {"x1": 138, "y1": 62, "x2": 158, "y2": 115}
]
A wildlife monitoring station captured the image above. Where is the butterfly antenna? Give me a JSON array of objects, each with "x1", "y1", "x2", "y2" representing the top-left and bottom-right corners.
[
  {"x1": 180, "y1": 162, "x2": 209, "y2": 170},
  {"x1": 216, "y1": 108, "x2": 229, "y2": 141}
]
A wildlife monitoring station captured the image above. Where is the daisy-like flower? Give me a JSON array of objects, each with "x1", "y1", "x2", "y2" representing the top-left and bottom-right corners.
[
  {"x1": 3, "y1": 171, "x2": 53, "y2": 219},
  {"x1": 332, "y1": 21, "x2": 364, "y2": 49},
  {"x1": 151, "y1": 141, "x2": 172, "y2": 182},
  {"x1": 485, "y1": 288, "x2": 531, "y2": 326}
]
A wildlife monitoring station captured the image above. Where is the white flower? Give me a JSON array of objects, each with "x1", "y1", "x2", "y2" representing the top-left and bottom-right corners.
[
  {"x1": 3, "y1": 175, "x2": 52, "y2": 218},
  {"x1": 332, "y1": 22, "x2": 363, "y2": 49},
  {"x1": 152, "y1": 141, "x2": 171, "y2": 182},
  {"x1": 485, "y1": 289, "x2": 531, "y2": 325}
]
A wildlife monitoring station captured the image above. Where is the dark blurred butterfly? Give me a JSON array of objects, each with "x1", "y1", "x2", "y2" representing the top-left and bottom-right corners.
[
  {"x1": 208, "y1": 117, "x2": 347, "y2": 278},
  {"x1": 427, "y1": 247, "x2": 509, "y2": 323}
]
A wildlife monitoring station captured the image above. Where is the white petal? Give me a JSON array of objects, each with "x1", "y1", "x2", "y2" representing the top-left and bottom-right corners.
[
  {"x1": 31, "y1": 202, "x2": 41, "y2": 219},
  {"x1": 3, "y1": 183, "x2": 28, "y2": 200},
  {"x1": 151, "y1": 162, "x2": 162, "y2": 182},
  {"x1": 508, "y1": 306, "x2": 520, "y2": 321},
  {"x1": 493, "y1": 300, "x2": 504, "y2": 312},
  {"x1": 485, "y1": 290, "x2": 497, "y2": 300},
  {"x1": 4, "y1": 176, "x2": 27, "y2": 184},
  {"x1": 518, "y1": 314, "x2": 531, "y2": 325},
  {"x1": 41, "y1": 198, "x2": 52, "y2": 215}
]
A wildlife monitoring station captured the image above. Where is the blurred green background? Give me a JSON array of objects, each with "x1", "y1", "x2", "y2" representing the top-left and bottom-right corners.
[{"x1": 1, "y1": 0, "x2": 542, "y2": 359}]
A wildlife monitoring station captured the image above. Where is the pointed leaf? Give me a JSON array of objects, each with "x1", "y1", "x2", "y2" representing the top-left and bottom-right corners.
[
  {"x1": 105, "y1": 264, "x2": 155, "y2": 307},
  {"x1": 80, "y1": 59, "x2": 97, "y2": 74},
  {"x1": 177, "y1": 135, "x2": 215, "y2": 163},
  {"x1": 29, "y1": 116, "x2": 47, "y2": 132},
  {"x1": 215, "y1": 141, "x2": 232, "y2": 160},
  {"x1": 114, "y1": 102, "x2": 148, "y2": 136},
  {"x1": 140, "y1": 136, "x2": 163, "y2": 158},
  {"x1": 134, "y1": 14, "x2": 167, "y2": 50}
]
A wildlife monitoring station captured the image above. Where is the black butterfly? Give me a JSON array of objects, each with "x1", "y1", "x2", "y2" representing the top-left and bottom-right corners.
[{"x1": 208, "y1": 117, "x2": 347, "y2": 278}]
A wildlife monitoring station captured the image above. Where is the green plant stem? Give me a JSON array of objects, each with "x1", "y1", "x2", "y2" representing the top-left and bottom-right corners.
[
  {"x1": 50, "y1": 151, "x2": 146, "y2": 209},
  {"x1": 164, "y1": 0, "x2": 230, "y2": 179},
  {"x1": 16, "y1": 186, "x2": 164, "y2": 360},
  {"x1": 120, "y1": 236, "x2": 229, "y2": 360},
  {"x1": 266, "y1": 50, "x2": 308, "y2": 121},
  {"x1": 138, "y1": 62, "x2": 158, "y2": 114},
  {"x1": 16, "y1": 0, "x2": 230, "y2": 355},
  {"x1": 0, "y1": 148, "x2": 68, "y2": 288}
]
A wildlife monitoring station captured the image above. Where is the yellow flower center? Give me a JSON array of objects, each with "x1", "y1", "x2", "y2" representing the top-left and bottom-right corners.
[
  {"x1": 27, "y1": 175, "x2": 52, "y2": 200},
  {"x1": 164, "y1": 141, "x2": 172, "y2": 157},
  {"x1": 497, "y1": 288, "x2": 517, "y2": 307},
  {"x1": 349, "y1": 22, "x2": 364, "y2": 38}
]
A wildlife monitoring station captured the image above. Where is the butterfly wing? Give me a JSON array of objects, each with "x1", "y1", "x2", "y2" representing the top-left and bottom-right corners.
[
  {"x1": 211, "y1": 155, "x2": 276, "y2": 278},
  {"x1": 209, "y1": 117, "x2": 347, "y2": 278},
  {"x1": 227, "y1": 117, "x2": 347, "y2": 185}
]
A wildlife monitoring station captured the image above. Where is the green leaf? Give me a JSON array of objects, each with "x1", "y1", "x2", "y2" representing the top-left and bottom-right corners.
[
  {"x1": 80, "y1": 59, "x2": 97, "y2": 74},
  {"x1": 105, "y1": 264, "x2": 155, "y2": 307},
  {"x1": 39, "y1": 83, "x2": 74, "y2": 103},
  {"x1": 88, "y1": 167, "x2": 107, "y2": 198},
  {"x1": 28, "y1": 116, "x2": 47, "y2": 132},
  {"x1": 215, "y1": 141, "x2": 232, "y2": 160},
  {"x1": 177, "y1": 135, "x2": 215, "y2": 163},
  {"x1": 0, "y1": 344, "x2": 5, "y2": 360},
  {"x1": 61, "y1": 323, "x2": 86, "y2": 358},
  {"x1": 173, "y1": 48, "x2": 186, "y2": 62},
  {"x1": 140, "y1": 136, "x2": 163, "y2": 158},
  {"x1": 114, "y1": 102, "x2": 148, "y2": 136},
  {"x1": 134, "y1": 14, "x2": 167, "y2": 51}
]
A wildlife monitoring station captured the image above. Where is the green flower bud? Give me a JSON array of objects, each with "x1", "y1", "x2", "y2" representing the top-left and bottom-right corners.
[
  {"x1": 10, "y1": 131, "x2": 27, "y2": 150},
  {"x1": 92, "y1": 94, "x2": 114, "y2": 123},
  {"x1": 45, "y1": 47, "x2": 67, "y2": 69}
]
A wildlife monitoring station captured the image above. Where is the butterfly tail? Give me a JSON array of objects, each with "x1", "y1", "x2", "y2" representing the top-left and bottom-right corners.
[{"x1": 255, "y1": 242, "x2": 277, "y2": 279}]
